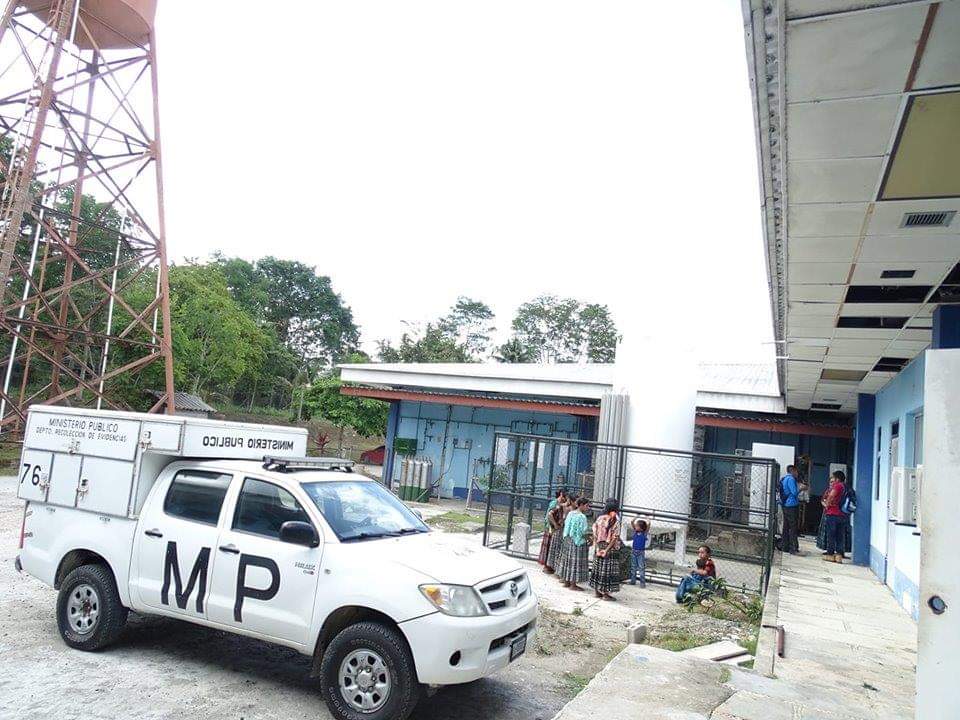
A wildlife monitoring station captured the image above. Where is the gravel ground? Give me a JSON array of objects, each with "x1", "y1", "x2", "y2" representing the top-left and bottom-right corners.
[{"x1": 0, "y1": 477, "x2": 624, "y2": 720}]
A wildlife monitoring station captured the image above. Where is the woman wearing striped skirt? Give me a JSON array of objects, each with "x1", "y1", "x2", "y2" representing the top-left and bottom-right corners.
[
  {"x1": 557, "y1": 496, "x2": 591, "y2": 591},
  {"x1": 589, "y1": 498, "x2": 622, "y2": 600},
  {"x1": 539, "y1": 489, "x2": 569, "y2": 573}
]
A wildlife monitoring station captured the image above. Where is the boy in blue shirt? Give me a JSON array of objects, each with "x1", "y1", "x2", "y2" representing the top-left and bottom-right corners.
[
  {"x1": 779, "y1": 464, "x2": 800, "y2": 554},
  {"x1": 629, "y1": 518, "x2": 648, "y2": 587}
]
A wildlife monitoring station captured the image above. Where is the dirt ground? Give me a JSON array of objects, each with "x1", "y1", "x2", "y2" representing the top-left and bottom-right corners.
[{"x1": 0, "y1": 478, "x2": 626, "y2": 720}]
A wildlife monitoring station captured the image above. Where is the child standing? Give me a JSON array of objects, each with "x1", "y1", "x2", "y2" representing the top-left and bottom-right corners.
[{"x1": 629, "y1": 519, "x2": 648, "y2": 587}]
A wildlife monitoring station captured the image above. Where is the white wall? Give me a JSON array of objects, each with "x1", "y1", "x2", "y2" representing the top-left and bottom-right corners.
[{"x1": 918, "y1": 349, "x2": 960, "y2": 718}]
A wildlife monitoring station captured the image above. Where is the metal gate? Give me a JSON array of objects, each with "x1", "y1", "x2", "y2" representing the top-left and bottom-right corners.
[{"x1": 481, "y1": 432, "x2": 780, "y2": 595}]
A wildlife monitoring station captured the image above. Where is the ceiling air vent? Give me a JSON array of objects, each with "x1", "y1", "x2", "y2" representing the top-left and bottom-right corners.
[
  {"x1": 812, "y1": 403, "x2": 842, "y2": 411},
  {"x1": 900, "y1": 210, "x2": 956, "y2": 228}
]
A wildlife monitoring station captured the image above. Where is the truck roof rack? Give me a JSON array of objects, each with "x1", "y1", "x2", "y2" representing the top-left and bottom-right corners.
[{"x1": 262, "y1": 456, "x2": 354, "y2": 473}]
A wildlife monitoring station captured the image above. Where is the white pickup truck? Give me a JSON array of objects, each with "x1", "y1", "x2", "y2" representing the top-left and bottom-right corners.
[{"x1": 14, "y1": 406, "x2": 537, "y2": 720}]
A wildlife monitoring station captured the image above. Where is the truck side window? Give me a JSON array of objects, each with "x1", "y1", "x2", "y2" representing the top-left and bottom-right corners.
[
  {"x1": 163, "y1": 470, "x2": 232, "y2": 525},
  {"x1": 233, "y1": 477, "x2": 313, "y2": 540}
]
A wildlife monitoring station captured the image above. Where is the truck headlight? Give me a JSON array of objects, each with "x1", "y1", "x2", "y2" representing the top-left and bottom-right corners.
[{"x1": 419, "y1": 584, "x2": 488, "y2": 617}]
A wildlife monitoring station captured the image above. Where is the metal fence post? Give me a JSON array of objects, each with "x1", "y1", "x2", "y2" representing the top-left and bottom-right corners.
[
  {"x1": 526, "y1": 438, "x2": 540, "y2": 528},
  {"x1": 614, "y1": 446, "x2": 627, "y2": 503},
  {"x1": 504, "y1": 439, "x2": 521, "y2": 551},
  {"x1": 482, "y1": 434, "x2": 498, "y2": 547},
  {"x1": 763, "y1": 461, "x2": 780, "y2": 592}
]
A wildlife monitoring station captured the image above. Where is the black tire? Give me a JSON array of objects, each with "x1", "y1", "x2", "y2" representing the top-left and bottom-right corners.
[
  {"x1": 320, "y1": 621, "x2": 421, "y2": 720},
  {"x1": 56, "y1": 563, "x2": 128, "y2": 651}
]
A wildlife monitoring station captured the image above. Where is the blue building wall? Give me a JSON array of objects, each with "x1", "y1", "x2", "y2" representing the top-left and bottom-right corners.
[
  {"x1": 389, "y1": 400, "x2": 591, "y2": 498},
  {"x1": 867, "y1": 352, "x2": 924, "y2": 620}
]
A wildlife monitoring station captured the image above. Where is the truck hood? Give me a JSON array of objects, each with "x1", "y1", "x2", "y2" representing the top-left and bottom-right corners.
[{"x1": 356, "y1": 532, "x2": 522, "y2": 586}]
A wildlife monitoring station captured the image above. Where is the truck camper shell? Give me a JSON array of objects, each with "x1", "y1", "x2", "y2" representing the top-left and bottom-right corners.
[{"x1": 16, "y1": 406, "x2": 308, "y2": 519}]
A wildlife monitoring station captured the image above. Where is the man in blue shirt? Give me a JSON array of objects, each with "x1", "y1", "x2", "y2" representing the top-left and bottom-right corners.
[{"x1": 779, "y1": 464, "x2": 800, "y2": 554}]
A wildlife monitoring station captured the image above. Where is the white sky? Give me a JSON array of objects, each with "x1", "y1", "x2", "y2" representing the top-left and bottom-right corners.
[{"x1": 154, "y1": 1, "x2": 775, "y2": 363}]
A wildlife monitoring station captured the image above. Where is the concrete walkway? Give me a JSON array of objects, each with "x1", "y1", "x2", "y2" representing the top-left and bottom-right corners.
[
  {"x1": 554, "y1": 539, "x2": 917, "y2": 720},
  {"x1": 760, "y1": 538, "x2": 917, "y2": 718}
]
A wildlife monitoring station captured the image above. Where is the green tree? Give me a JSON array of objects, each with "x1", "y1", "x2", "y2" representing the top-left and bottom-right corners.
[
  {"x1": 165, "y1": 264, "x2": 268, "y2": 397},
  {"x1": 494, "y1": 337, "x2": 537, "y2": 363},
  {"x1": 216, "y1": 255, "x2": 360, "y2": 371},
  {"x1": 438, "y1": 297, "x2": 496, "y2": 358},
  {"x1": 377, "y1": 296, "x2": 495, "y2": 363},
  {"x1": 301, "y1": 374, "x2": 388, "y2": 442},
  {"x1": 507, "y1": 295, "x2": 618, "y2": 362}
]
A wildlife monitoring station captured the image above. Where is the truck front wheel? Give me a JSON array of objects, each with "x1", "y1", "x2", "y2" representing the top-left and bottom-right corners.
[
  {"x1": 320, "y1": 621, "x2": 421, "y2": 720},
  {"x1": 56, "y1": 563, "x2": 128, "y2": 651}
]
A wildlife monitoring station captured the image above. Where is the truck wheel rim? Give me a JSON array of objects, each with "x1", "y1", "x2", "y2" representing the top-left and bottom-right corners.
[
  {"x1": 67, "y1": 583, "x2": 100, "y2": 635},
  {"x1": 339, "y1": 649, "x2": 391, "y2": 713}
]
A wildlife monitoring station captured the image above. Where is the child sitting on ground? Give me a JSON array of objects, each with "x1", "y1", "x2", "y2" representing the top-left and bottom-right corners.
[
  {"x1": 675, "y1": 545, "x2": 717, "y2": 603},
  {"x1": 629, "y1": 518, "x2": 648, "y2": 587}
]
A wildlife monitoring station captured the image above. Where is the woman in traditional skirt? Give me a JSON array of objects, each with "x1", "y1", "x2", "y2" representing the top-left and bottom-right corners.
[
  {"x1": 538, "y1": 488, "x2": 569, "y2": 573},
  {"x1": 589, "y1": 498, "x2": 623, "y2": 600},
  {"x1": 547, "y1": 494, "x2": 572, "y2": 573},
  {"x1": 557, "y1": 496, "x2": 591, "y2": 591}
]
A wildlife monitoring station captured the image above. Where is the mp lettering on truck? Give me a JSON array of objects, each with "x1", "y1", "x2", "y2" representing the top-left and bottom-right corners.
[
  {"x1": 160, "y1": 541, "x2": 281, "y2": 620},
  {"x1": 201, "y1": 435, "x2": 297, "y2": 451},
  {"x1": 161, "y1": 541, "x2": 211, "y2": 613}
]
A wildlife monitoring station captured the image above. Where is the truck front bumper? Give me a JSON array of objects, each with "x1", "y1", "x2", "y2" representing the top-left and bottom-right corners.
[{"x1": 400, "y1": 595, "x2": 538, "y2": 685}]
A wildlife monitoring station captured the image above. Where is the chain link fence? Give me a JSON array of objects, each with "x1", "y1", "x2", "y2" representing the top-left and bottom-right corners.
[{"x1": 481, "y1": 432, "x2": 779, "y2": 595}]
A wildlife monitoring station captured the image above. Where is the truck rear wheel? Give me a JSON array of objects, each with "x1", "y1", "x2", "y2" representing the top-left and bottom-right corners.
[
  {"x1": 320, "y1": 621, "x2": 421, "y2": 720},
  {"x1": 57, "y1": 563, "x2": 128, "y2": 651}
]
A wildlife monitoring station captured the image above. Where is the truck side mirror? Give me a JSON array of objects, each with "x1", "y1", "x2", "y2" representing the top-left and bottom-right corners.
[{"x1": 279, "y1": 521, "x2": 319, "y2": 548}]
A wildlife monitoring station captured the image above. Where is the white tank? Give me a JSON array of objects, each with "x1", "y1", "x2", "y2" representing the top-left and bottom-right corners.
[{"x1": 613, "y1": 331, "x2": 697, "y2": 566}]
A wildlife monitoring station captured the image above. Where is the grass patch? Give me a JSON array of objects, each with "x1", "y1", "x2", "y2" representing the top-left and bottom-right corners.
[
  {"x1": 647, "y1": 628, "x2": 714, "y2": 652},
  {"x1": 718, "y1": 667, "x2": 732, "y2": 684},
  {"x1": 425, "y1": 511, "x2": 487, "y2": 533},
  {"x1": 559, "y1": 672, "x2": 591, "y2": 697},
  {"x1": 0, "y1": 442, "x2": 21, "y2": 471},
  {"x1": 739, "y1": 633, "x2": 758, "y2": 656}
]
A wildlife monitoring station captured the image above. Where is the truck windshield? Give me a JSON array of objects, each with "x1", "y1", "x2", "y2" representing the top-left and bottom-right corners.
[{"x1": 301, "y1": 480, "x2": 429, "y2": 542}]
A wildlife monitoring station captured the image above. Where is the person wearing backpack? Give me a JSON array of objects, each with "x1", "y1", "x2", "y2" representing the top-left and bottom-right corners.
[
  {"x1": 778, "y1": 464, "x2": 801, "y2": 554},
  {"x1": 822, "y1": 470, "x2": 848, "y2": 563}
]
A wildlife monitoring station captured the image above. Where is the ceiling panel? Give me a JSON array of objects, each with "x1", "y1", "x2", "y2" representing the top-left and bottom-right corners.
[
  {"x1": 789, "y1": 284, "x2": 847, "y2": 302},
  {"x1": 867, "y1": 198, "x2": 960, "y2": 234},
  {"x1": 789, "y1": 158, "x2": 885, "y2": 203},
  {"x1": 912, "y1": 1, "x2": 960, "y2": 90},
  {"x1": 787, "y1": 344, "x2": 827, "y2": 361},
  {"x1": 789, "y1": 261, "x2": 852, "y2": 284},
  {"x1": 887, "y1": 339, "x2": 931, "y2": 354},
  {"x1": 838, "y1": 303, "x2": 924, "y2": 316},
  {"x1": 833, "y1": 327, "x2": 902, "y2": 340},
  {"x1": 828, "y1": 338, "x2": 893, "y2": 355},
  {"x1": 789, "y1": 235, "x2": 861, "y2": 262},
  {"x1": 788, "y1": 301, "x2": 841, "y2": 316},
  {"x1": 858, "y1": 234, "x2": 960, "y2": 262},
  {"x1": 785, "y1": 4, "x2": 926, "y2": 102},
  {"x1": 850, "y1": 262, "x2": 953, "y2": 284},
  {"x1": 879, "y1": 91, "x2": 960, "y2": 201},
  {"x1": 790, "y1": 203, "x2": 869, "y2": 237},
  {"x1": 787, "y1": 95, "x2": 901, "y2": 160}
]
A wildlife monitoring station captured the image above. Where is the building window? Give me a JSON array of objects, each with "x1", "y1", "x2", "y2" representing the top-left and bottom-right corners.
[
  {"x1": 913, "y1": 413, "x2": 924, "y2": 467},
  {"x1": 875, "y1": 427, "x2": 882, "y2": 500}
]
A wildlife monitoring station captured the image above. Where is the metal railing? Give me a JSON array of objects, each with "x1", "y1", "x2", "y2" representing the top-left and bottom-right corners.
[{"x1": 481, "y1": 432, "x2": 779, "y2": 595}]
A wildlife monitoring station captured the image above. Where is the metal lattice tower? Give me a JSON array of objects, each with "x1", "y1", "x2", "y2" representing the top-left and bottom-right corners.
[{"x1": 0, "y1": 0, "x2": 174, "y2": 437}]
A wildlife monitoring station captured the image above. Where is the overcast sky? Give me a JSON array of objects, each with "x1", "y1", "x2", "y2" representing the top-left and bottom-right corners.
[{"x1": 154, "y1": 1, "x2": 775, "y2": 363}]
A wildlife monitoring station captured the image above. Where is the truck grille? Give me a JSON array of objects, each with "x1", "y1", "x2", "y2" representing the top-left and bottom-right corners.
[{"x1": 478, "y1": 572, "x2": 530, "y2": 614}]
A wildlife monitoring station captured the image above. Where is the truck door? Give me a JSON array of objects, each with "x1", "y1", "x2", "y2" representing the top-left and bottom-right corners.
[
  {"x1": 206, "y1": 477, "x2": 322, "y2": 646},
  {"x1": 131, "y1": 468, "x2": 232, "y2": 619}
]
